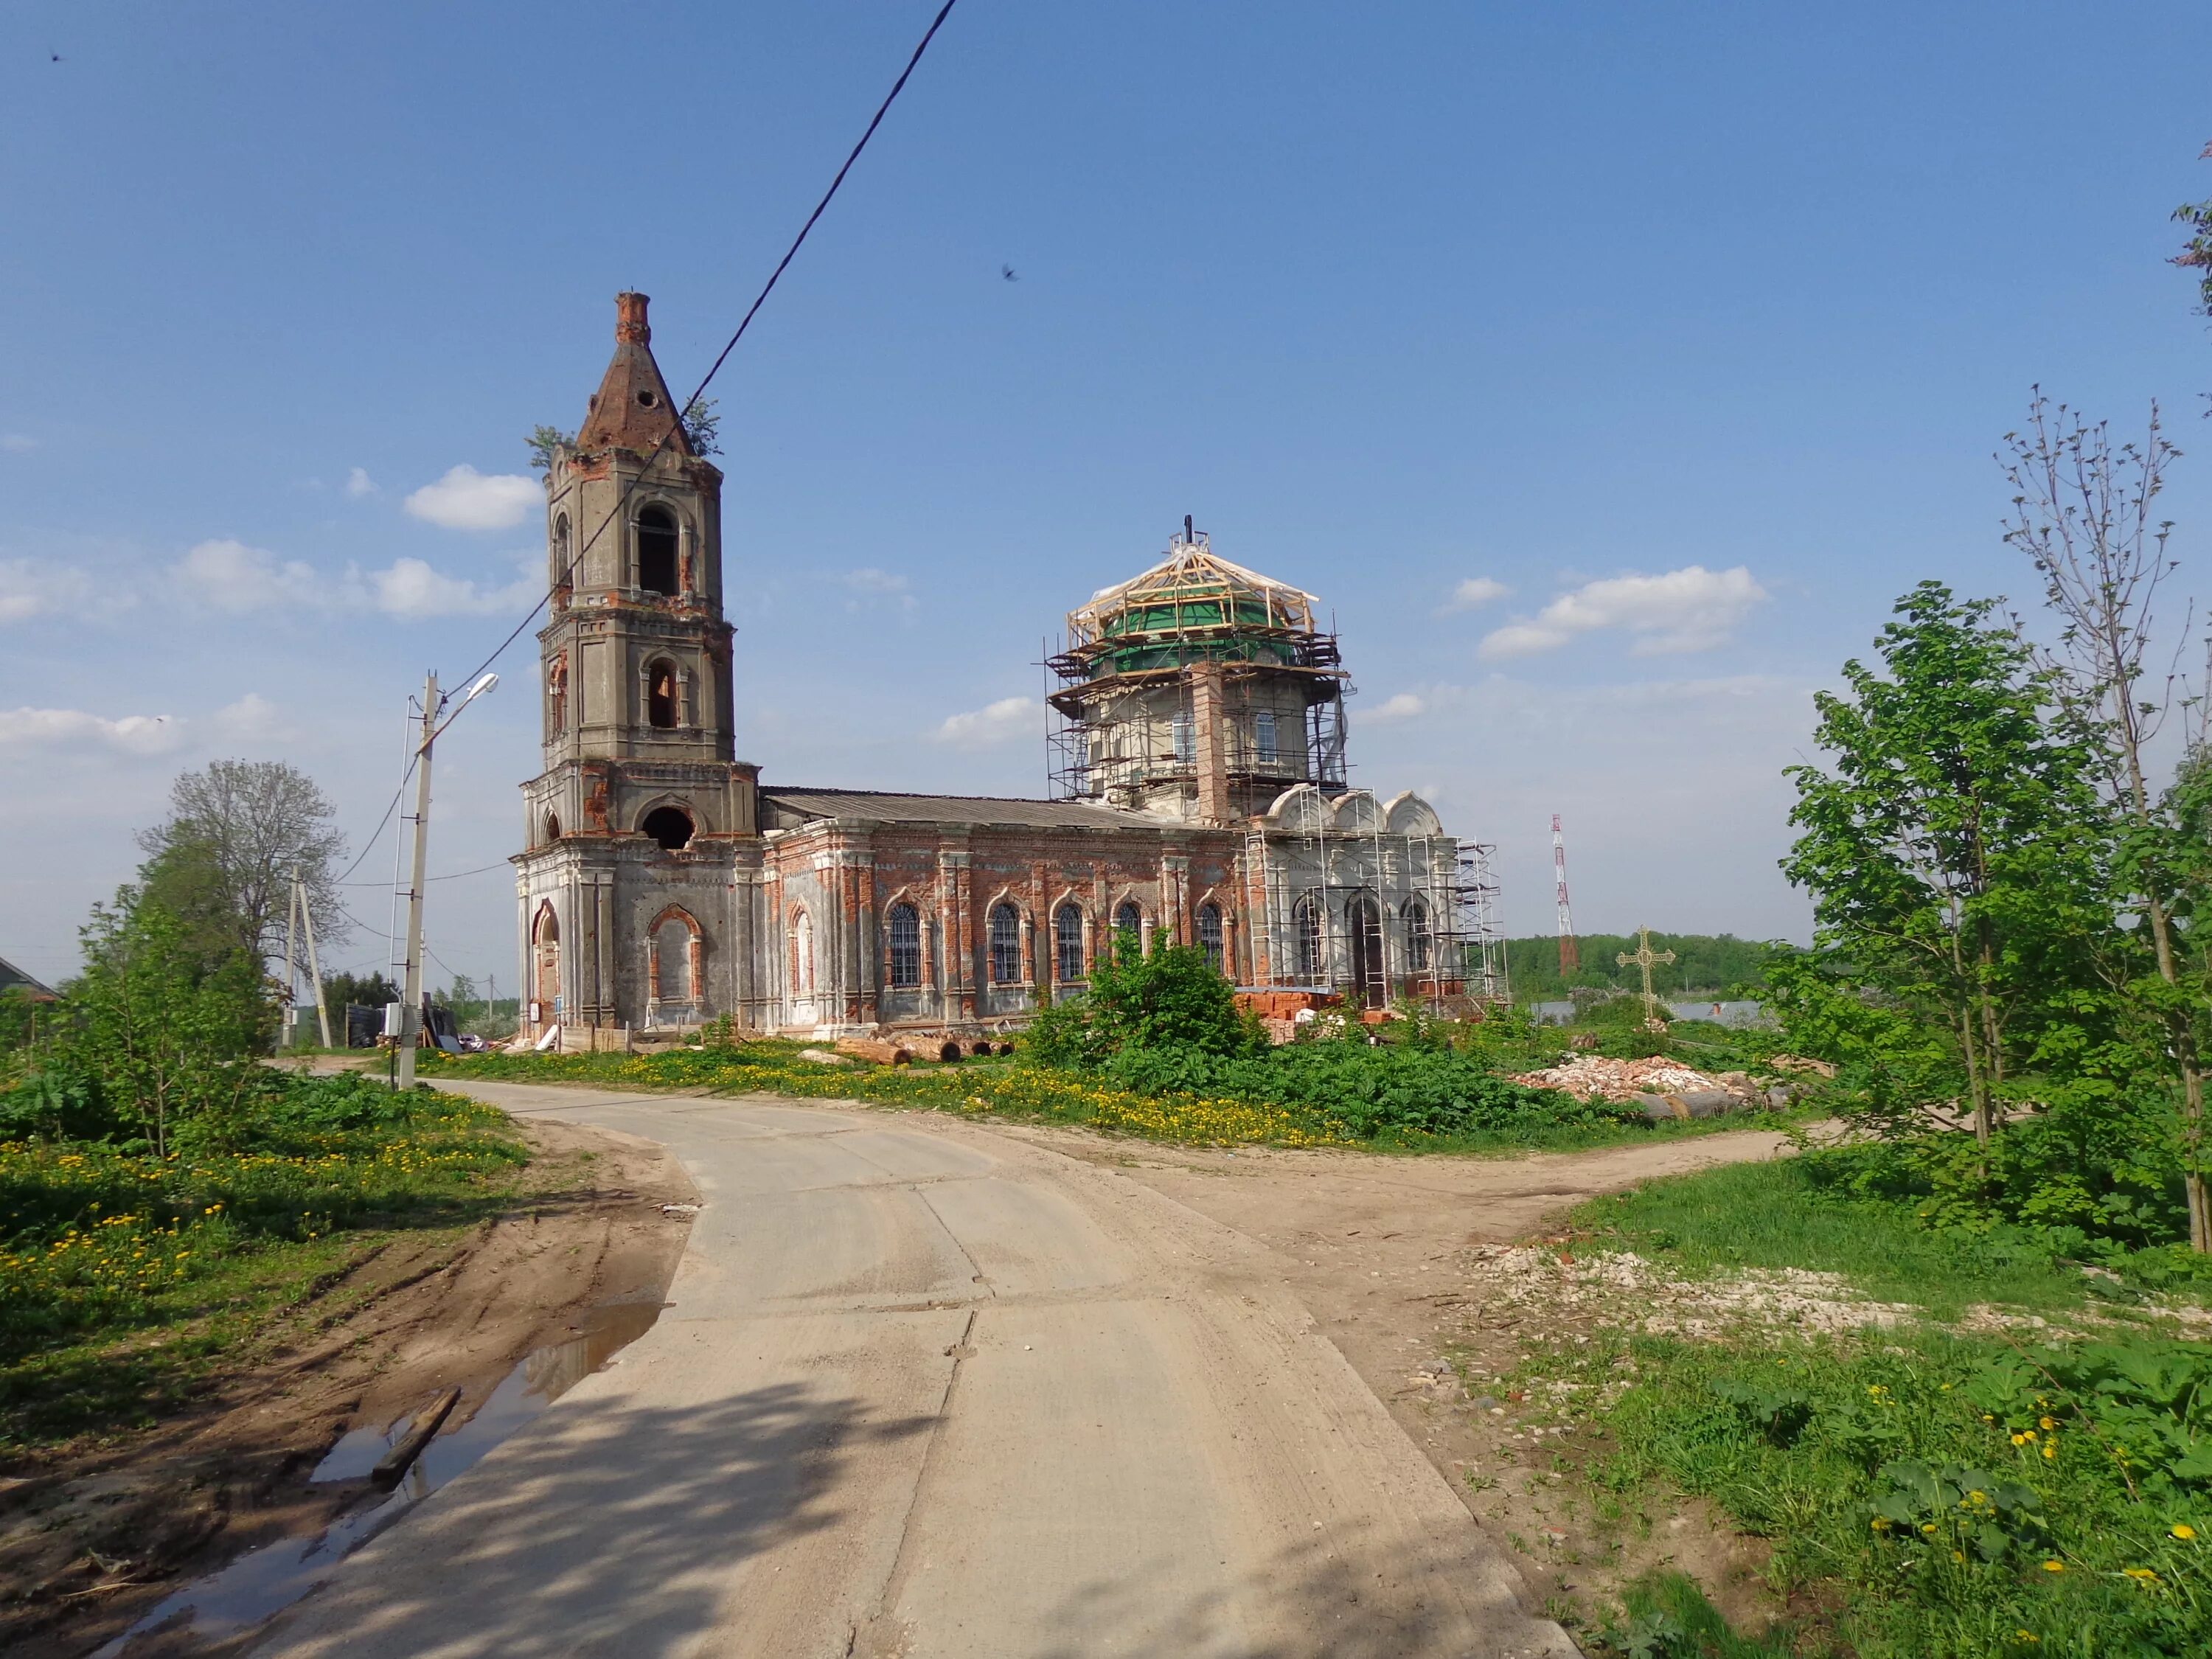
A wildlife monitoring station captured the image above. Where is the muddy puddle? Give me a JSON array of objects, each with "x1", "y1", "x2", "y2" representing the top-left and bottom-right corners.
[{"x1": 88, "y1": 1301, "x2": 665, "y2": 1658}]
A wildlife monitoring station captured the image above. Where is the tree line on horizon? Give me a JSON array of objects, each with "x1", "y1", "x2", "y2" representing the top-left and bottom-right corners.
[{"x1": 1495, "y1": 933, "x2": 1776, "y2": 1002}]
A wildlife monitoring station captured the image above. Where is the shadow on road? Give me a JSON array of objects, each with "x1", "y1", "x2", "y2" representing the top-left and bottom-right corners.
[{"x1": 242, "y1": 1381, "x2": 933, "y2": 1659}]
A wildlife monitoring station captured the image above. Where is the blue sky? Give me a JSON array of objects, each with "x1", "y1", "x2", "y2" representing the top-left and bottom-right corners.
[{"x1": 4, "y1": 1, "x2": 2211, "y2": 991}]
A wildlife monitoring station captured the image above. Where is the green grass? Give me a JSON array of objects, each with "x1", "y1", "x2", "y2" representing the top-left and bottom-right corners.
[
  {"x1": 424, "y1": 1037, "x2": 1795, "y2": 1157},
  {"x1": 1584, "y1": 1570, "x2": 1801, "y2": 1658},
  {"x1": 1523, "y1": 1158, "x2": 2212, "y2": 1658},
  {"x1": 0, "y1": 1077, "x2": 529, "y2": 1449},
  {"x1": 1573, "y1": 1157, "x2": 2114, "y2": 1320}
]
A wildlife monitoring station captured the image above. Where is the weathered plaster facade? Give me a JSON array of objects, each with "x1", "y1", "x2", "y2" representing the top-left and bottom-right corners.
[{"x1": 517, "y1": 297, "x2": 1471, "y2": 1043}]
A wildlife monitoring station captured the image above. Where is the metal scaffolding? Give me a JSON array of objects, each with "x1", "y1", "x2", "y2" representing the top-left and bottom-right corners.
[
  {"x1": 1456, "y1": 841, "x2": 1509, "y2": 1005},
  {"x1": 1046, "y1": 521, "x2": 1349, "y2": 807}
]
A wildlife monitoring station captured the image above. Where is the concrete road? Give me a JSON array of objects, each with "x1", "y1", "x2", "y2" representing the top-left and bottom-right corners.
[{"x1": 253, "y1": 1084, "x2": 1579, "y2": 1659}]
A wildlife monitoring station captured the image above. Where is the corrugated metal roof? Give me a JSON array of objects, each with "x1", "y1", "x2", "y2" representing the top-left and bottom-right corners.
[{"x1": 759, "y1": 787, "x2": 1173, "y2": 833}]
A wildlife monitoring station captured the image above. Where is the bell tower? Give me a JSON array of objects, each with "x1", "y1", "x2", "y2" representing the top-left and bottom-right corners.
[{"x1": 515, "y1": 293, "x2": 760, "y2": 1040}]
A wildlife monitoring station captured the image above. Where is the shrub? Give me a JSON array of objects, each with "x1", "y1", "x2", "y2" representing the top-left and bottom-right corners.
[
  {"x1": 1037, "y1": 931, "x2": 1259, "y2": 1064},
  {"x1": 1107, "y1": 1033, "x2": 1630, "y2": 1141}
]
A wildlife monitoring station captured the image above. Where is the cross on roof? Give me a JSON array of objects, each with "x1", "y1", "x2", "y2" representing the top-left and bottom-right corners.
[{"x1": 1615, "y1": 927, "x2": 1676, "y2": 1031}]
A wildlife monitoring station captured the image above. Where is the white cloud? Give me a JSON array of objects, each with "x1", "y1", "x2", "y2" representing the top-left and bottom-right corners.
[
  {"x1": 1442, "y1": 577, "x2": 1509, "y2": 613},
  {"x1": 0, "y1": 560, "x2": 102, "y2": 624},
  {"x1": 0, "y1": 434, "x2": 36, "y2": 453},
  {"x1": 358, "y1": 556, "x2": 535, "y2": 619},
  {"x1": 173, "y1": 539, "x2": 324, "y2": 611},
  {"x1": 934, "y1": 695, "x2": 1043, "y2": 748},
  {"x1": 404, "y1": 465, "x2": 538, "y2": 530},
  {"x1": 213, "y1": 692, "x2": 282, "y2": 739},
  {"x1": 834, "y1": 567, "x2": 917, "y2": 613},
  {"x1": 1479, "y1": 565, "x2": 1767, "y2": 659},
  {"x1": 346, "y1": 467, "x2": 377, "y2": 498},
  {"x1": 0, "y1": 706, "x2": 185, "y2": 756},
  {"x1": 1363, "y1": 692, "x2": 1427, "y2": 722}
]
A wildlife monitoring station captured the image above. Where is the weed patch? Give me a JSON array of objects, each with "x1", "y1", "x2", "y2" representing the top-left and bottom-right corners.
[
  {"x1": 0, "y1": 1073, "x2": 526, "y2": 1447},
  {"x1": 1495, "y1": 1158, "x2": 2212, "y2": 1656},
  {"x1": 427, "y1": 1038, "x2": 1766, "y2": 1155}
]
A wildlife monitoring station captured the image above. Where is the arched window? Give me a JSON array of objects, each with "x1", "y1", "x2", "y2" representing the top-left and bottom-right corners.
[
  {"x1": 532, "y1": 902, "x2": 560, "y2": 1014},
  {"x1": 989, "y1": 902, "x2": 1022, "y2": 984},
  {"x1": 637, "y1": 506, "x2": 679, "y2": 595},
  {"x1": 543, "y1": 811, "x2": 560, "y2": 844},
  {"x1": 1293, "y1": 894, "x2": 1324, "y2": 982},
  {"x1": 1348, "y1": 895, "x2": 1385, "y2": 1009},
  {"x1": 653, "y1": 914, "x2": 697, "y2": 1004},
  {"x1": 887, "y1": 902, "x2": 922, "y2": 987},
  {"x1": 1197, "y1": 902, "x2": 1224, "y2": 972},
  {"x1": 641, "y1": 805, "x2": 693, "y2": 851},
  {"x1": 546, "y1": 651, "x2": 568, "y2": 735},
  {"x1": 1111, "y1": 902, "x2": 1144, "y2": 962},
  {"x1": 1054, "y1": 903, "x2": 1085, "y2": 982},
  {"x1": 1405, "y1": 897, "x2": 1432, "y2": 974},
  {"x1": 1253, "y1": 710, "x2": 1279, "y2": 765},
  {"x1": 552, "y1": 514, "x2": 572, "y2": 583},
  {"x1": 791, "y1": 910, "x2": 814, "y2": 995},
  {"x1": 647, "y1": 660, "x2": 679, "y2": 729}
]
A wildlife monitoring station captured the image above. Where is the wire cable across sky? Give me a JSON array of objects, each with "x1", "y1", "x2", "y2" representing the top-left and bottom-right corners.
[
  {"x1": 442, "y1": 0, "x2": 960, "y2": 700},
  {"x1": 330, "y1": 1, "x2": 959, "y2": 905}
]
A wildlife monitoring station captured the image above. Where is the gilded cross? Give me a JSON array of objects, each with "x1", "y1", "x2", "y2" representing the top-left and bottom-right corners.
[{"x1": 1616, "y1": 927, "x2": 1677, "y2": 1031}]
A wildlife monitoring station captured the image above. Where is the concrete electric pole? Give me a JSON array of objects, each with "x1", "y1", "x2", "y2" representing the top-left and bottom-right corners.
[
  {"x1": 394, "y1": 669, "x2": 498, "y2": 1090},
  {"x1": 395, "y1": 673, "x2": 439, "y2": 1091}
]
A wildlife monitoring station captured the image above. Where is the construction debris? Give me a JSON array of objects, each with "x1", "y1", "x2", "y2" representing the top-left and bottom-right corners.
[{"x1": 1512, "y1": 1055, "x2": 1733, "y2": 1102}]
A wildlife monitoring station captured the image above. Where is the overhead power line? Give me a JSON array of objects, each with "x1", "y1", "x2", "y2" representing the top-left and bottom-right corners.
[
  {"x1": 321, "y1": 2, "x2": 959, "y2": 969},
  {"x1": 444, "y1": 0, "x2": 961, "y2": 698},
  {"x1": 337, "y1": 858, "x2": 511, "y2": 889}
]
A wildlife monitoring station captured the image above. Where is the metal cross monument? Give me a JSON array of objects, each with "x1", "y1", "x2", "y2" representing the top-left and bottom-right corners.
[{"x1": 1617, "y1": 927, "x2": 1677, "y2": 1032}]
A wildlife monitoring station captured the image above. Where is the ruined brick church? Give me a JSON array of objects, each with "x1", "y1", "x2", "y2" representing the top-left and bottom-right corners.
[{"x1": 515, "y1": 295, "x2": 1473, "y2": 1043}]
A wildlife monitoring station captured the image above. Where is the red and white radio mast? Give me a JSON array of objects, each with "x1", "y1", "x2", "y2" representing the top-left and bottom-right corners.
[{"x1": 1552, "y1": 813, "x2": 1580, "y2": 973}]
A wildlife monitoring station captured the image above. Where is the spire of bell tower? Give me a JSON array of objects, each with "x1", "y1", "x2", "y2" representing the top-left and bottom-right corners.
[{"x1": 575, "y1": 292, "x2": 694, "y2": 458}]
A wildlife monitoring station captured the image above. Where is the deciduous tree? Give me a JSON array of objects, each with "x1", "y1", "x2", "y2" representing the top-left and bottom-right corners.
[
  {"x1": 136, "y1": 759, "x2": 349, "y2": 974},
  {"x1": 2001, "y1": 394, "x2": 2212, "y2": 1250},
  {"x1": 1783, "y1": 582, "x2": 2110, "y2": 1147}
]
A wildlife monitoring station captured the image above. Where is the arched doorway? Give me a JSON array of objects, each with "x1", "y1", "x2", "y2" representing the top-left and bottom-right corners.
[
  {"x1": 532, "y1": 902, "x2": 561, "y2": 1026},
  {"x1": 1347, "y1": 895, "x2": 1385, "y2": 1009}
]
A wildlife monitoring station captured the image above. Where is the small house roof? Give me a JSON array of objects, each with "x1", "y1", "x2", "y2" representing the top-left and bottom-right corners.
[{"x1": 0, "y1": 955, "x2": 58, "y2": 1001}]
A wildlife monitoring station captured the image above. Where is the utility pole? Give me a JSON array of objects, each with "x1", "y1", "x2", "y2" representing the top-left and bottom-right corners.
[
  {"x1": 396, "y1": 673, "x2": 439, "y2": 1090},
  {"x1": 299, "y1": 872, "x2": 332, "y2": 1048},
  {"x1": 280, "y1": 880, "x2": 299, "y2": 1050},
  {"x1": 393, "y1": 669, "x2": 498, "y2": 1089}
]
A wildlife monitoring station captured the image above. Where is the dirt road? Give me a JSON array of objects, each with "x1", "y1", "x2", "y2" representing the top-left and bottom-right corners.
[{"x1": 249, "y1": 1084, "x2": 1603, "y2": 1659}]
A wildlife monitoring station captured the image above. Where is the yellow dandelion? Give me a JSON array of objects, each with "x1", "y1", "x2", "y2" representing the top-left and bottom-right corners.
[
  {"x1": 2041, "y1": 1559, "x2": 2065, "y2": 1573},
  {"x1": 2174, "y1": 1524, "x2": 2198, "y2": 1541}
]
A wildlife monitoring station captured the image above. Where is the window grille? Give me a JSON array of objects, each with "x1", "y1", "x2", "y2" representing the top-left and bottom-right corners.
[
  {"x1": 1172, "y1": 710, "x2": 1194, "y2": 764},
  {"x1": 1254, "y1": 709, "x2": 1278, "y2": 765},
  {"x1": 888, "y1": 903, "x2": 922, "y2": 987},
  {"x1": 1293, "y1": 895, "x2": 1323, "y2": 981},
  {"x1": 989, "y1": 902, "x2": 1022, "y2": 984},
  {"x1": 1054, "y1": 904, "x2": 1085, "y2": 981},
  {"x1": 1405, "y1": 898, "x2": 1432, "y2": 974},
  {"x1": 1197, "y1": 902, "x2": 1224, "y2": 971}
]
